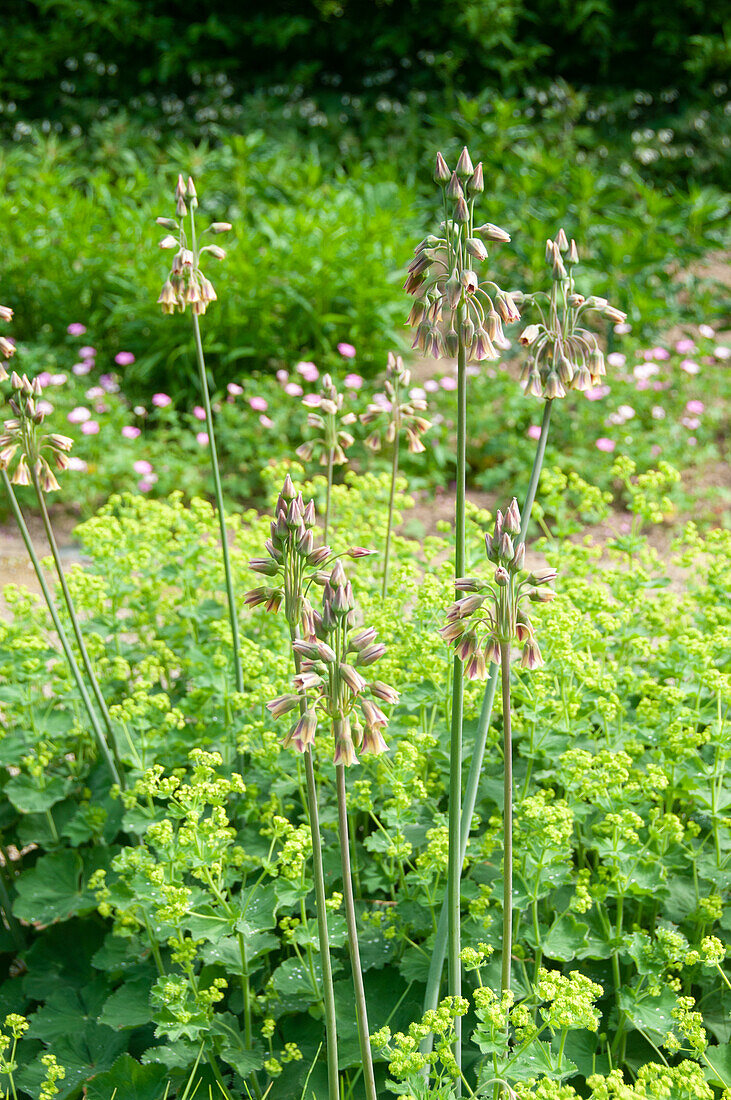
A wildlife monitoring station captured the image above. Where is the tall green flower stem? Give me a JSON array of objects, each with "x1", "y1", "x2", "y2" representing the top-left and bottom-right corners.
[
  {"x1": 324, "y1": 447, "x2": 334, "y2": 546},
  {"x1": 421, "y1": 399, "x2": 553, "y2": 1030},
  {"x1": 29, "y1": 466, "x2": 124, "y2": 781},
  {"x1": 382, "y1": 428, "x2": 399, "y2": 599},
  {"x1": 189, "y1": 230, "x2": 244, "y2": 696},
  {"x1": 1, "y1": 470, "x2": 122, "y2": 787},
  {"x1": 336, "y1": 763, "x2": 378, "y2": 1100},
  {"x1": 500, "y1": 640, "x2": 513, "y2": 997},
  {"x1": 291, "y1": 633, "x2": 340, "y2": 1100}
]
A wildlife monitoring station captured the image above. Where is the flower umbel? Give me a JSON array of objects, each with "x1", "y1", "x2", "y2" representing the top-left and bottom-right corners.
[
  {"x1": 440, "y1": 498, "x2": 556, "y2": 675},
  {"x1": 295, "y1": 374, "x2": 357, "y2": 468},
  {"x1": 0, "y1": 302, "x2": 15, "y2": 380},
  {"x1": 0, "y1": 373, "x2": 74, "y2": 492},
  {"x1": 156, "y1": 175, "x2": 230, "y2": 316},
  {"x1": 514, "y1": 231, "x2": 628, "y2": 399},
  {"x1": 361, "y1": 352, "x2": 432, "y2": 455},
  {"x1": 406, "y1": 148, "x2": 516, "y2": 362}
]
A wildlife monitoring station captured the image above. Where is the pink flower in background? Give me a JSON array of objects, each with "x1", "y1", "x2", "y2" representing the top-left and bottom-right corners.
[
  {"x1": 424, "y1": 379, "x2": 439, "y2": 393},
  {"x1": 94, "y1": 402, "x2": 109, "y2": 414},
  {"x1": 297, "y1": 361, "x2": 319, "y2": 382},
  {"x1": 152, "y1": 393, "x2": 171, "y2": 407},
  {"x1": 285, "y1": 382, "x2": 303, "y2": 397},
  {"x1": 227, "y1": 382, "x2": 243, "y2": 396},
  {"x1": 687, "y1": 437, "x2": 697, "y2": 446},
  {"x1": 276, "y1": 369, "x2": 289, "y2": 383},
  {"x1": 68, "y1": 456, "x2": 88, "y2": 471},
  {"x1": 467, "y1": 365, "x2": 480, "y2": 377},
  {"x1": 715, "y1": 345, "x2": 730, "y2": 360},
  {"x1": 79, "y1": 346, "x2": 96, "y2": 358},
  {"x1": 373, "y1": 394, "x2": 392, "y2": 410},
  {"x1": 634, "y1": 362, "x2": 659, "y2": 381},
  {"x1": 698, "y1": 324, "x2": 714, "y2": 339},
  {"x1": 115, "y1": 351, "x2": 135, "y2": 366},
  {"x1": 86, "y1": 386, "x2": 104, "y2": 399},
  {"x1": 585, "y1": 385, "x2": 610, "y2": 401},
  {"x1": 681, "y1": 416, "x2": 701, "y2": 430},
  {"x1": 651, "y1": 406, "x2": 666, "y2": 420},
  {"x1": 302, "y1": 393, "x2": 321, "y2": 407},
  {"x1": 409, "y1": 386, "x2": 427, "y2": 401},
  {"x1": 67, "y1": 323, "x2": 86, "y2": 336},
  {"x1": 72, "y1": 362, "x2": 93, "y2": 376},
  {"x1": 617, "y1": 404, "x2": 636, "y2": 420},
  {"x1": 680, "y1": 359, "x2": 700, "y2": 375},
  {"x1": 337, "y1": 342, "x2": 356, "y2": 359},
  {"x1": 675, "y1": 339, "x2": 695, "y2": 354},
  {"x1": 614, "y1": 322, "x2": 632, "y2": 335},
  {"x1": 686, "y1": 400, "x2": 705, "y2": 415},
  {"x1": 344, "y1": 373, "x2": 363, "y2": 389},
  {"x1": 37, "y1": 400, "x2": 54, "y2": 415},
  {"x1": 122, "y1": 426, "x2": 141, "y2": 439},
  {"x1": 527, "y1": 425, "x2": 542, "y2": 440},
  {"x1": 260, "y1": 415, "x2": 274, "y2": 428},
  {"x1": 133, "y1": 460, "x2": 153, "y2": 476},
  {"x1": 249, "y1": 396, "x2": 268, "y2": 411},
  {"x1": 596, "y1": 437, "x2": 615, "y2": 453},
  {"x1": 607, "y1": 352, "x2": 626, "y2": 368},
  {"x1": 100, "y1": 375, "x2": 119, "y2": 393},
  {"x1": 138, "y1": 475, "x2": 158, "y2": 492},
  {"x1": 651, "y1": 445, "x2": 662, "y2": 457},
  {"x1": 50, "y1": 373, "x2": 67, "y2": 386},
  {"x1": 67, "y1": 406, "x2": 91, "y2": 424},
  {"x1": 134, "y1": 405, "x2": 147, "y2": 417},
  {"x1": 37, "y1": 372, "x2": 52, "y2": 387},
  {"x1": 196, "y1": 431, "x2": 209, "y2": 446},
  {"x1": 81, "y1": 420, "x2": 100, "y2": 435},
  {"x1": 193, "y1": 405, "x2": 205, "y2": 420},
  {"x1": 440, "y1": 376, "x2": 457, "y2": 391}
]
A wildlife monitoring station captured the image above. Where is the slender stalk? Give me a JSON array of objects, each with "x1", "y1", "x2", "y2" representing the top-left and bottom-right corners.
[
  {"x1": 381, "y1": 432, "x2": 400, "y2": 599},
  {"x1": 324, "y1": 447, "x2": 334, "y2": 545},
  {"x1": 30, "y1": 469, "x2": 124, "y2": 778},
  {"x1": 1, "y1": 471, "x2": 122, "y2": 787},
  {"x1": 448, "y1": 329, "x2": 467, "y2": 1089},
  {"x1": 500, "y1": 641, "x2": 513, "y2": 998},
  {"x1": 189, "y1": 267, "x2": 244, "y2": 695},
  {"x1": 336, "y1": 763, "x2": 377, "y2": 1100},
  {"x1": 291, "y1": 634, "x2": 339, "y2": 1100},
  {"x1": 421, "y1": 399, "x2": 553, "y2": 1029}
]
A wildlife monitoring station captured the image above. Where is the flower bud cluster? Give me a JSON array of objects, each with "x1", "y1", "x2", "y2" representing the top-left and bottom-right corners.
[
  {"x1": 514, "y1": 230, "x2": 628, "y2": 400},
  {"x1": 360, "y1": 352, "x2": 431, "y2": 454},
  {"x1": 0, "y1": 303, "x2": 15, "y2": 381},
  {"x1": 267, "y1": 559, "x2": 398, "y2": 765},
  {"x1": 156, "y1": 175, "x2": 231, "y2": 316},
  {"x1": 296, "y1": 373, "x2": 357, "y2": 467},
  {"x1": 440, "y1": 498, "x2": 556, "y2": 676},
  {"x1": 406, "y1": 148, "x2": 517, "y2": 363},
  {"x1": 0, "y1": 373, "x2": 74, "y2": 492}
]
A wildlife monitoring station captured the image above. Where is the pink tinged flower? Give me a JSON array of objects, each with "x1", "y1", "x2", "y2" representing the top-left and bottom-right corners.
[
  {"x1": 596, "y1": 437, "x2": 615, "y2": 453},
  {"x1": 37, "y1": 371, "x2": 52, "y2": 387},
  {"x1": 81, "y1": 420, "x2": 100, "y2": 435},
  {"x1": 681, "y1": 416, "x2": 701, "y2": 430},
  {"x1": 86, "y1": 386, "x2": 104, "y2": 399},
  {"x1": 617, "y1": 404, "x2": 635, "y2": 420},
  {"x1": 95, "y1": 402, "x2": 109, "y2": 414},
  {"x1": 122, "y1": 425, "x2": 141, "y2": 439},
  {"x1": 585, "y1": 385, "x2": 610, "y2": 401},
  {"x1": 115, "y1": 351, "x2": 135, "y2": 366},
  {"x1": 79, "y1": 346, "x2": 96, "y2": 358},
  {"x1": 67, "y1": 323, "x2": 86, "y2": 335},
  {"x1": 345, "y1": 373, "x2": 364, "y2": 389},
  {"x1": 193, "y1": 405, "x2": 206, "y2": 420},
  {"x1": 152, "y1": 393, "x2": 171, "y2": 407},
  {"x1": 527, "y1": 425, "x2": 542, "y2": 440},
  {"x1": 651, "y1": 347, "x2": 670, "y2": 360},
  {"x1": 675, "y1": 339, "x2": 695, "y2": 354},
  {"x1": 715, "y1": 345, "x2": 730, "y2": 360},
  {"x1": 249, "y1": 396, "x2": 268, "y2": 411},
  {"x1": 227, "y1": 382, "x2": 244, "y2": 396},
  {"x1": 276, "y1": 369, "x2": 289, "y2": 383},
  {"x1": 260, "y1": 415, "x2": 274, "y2": 428},
  {"x1": 687, "y1": 437, "x2": 697, "y2": 446},
  {"x1": 67, "y1": 456, "x2": 88, "y2": 471},
  {"x1": 72, "y1": 362, "x2": 92, "y2": 376},
  {"x1": 424, "y1": 379, "x2": 439, "y2": 393},
  {"x1": 50, "y1": 373, "x2": 67, "y2": 386},
  {"x1": 440, "y1": 376, "x2": 457, "y2": 391},
  {"x1": 614, "y1": 322, "x2": 632, "y2": 335},
  {"x1": 196, "y1": 431, "x2": 209, "y2": 446},
  {"x1": 302, "y1": 393, "x2": 321, "y2": 407},
  {"x1": 337, "y1": 342, "x2": 356, "y2": 359},
  {"x1": 67, "y1": 406, "x2": 91, "y2": 424},
  {"x1": 100, "y1": 375, "x2": 119, "y2": 393},
  {"x1": 686, "y1": 400, "x2": 704, "y2": 415},
  {"x1": 607, "y1": 352, "x2": 626, "y2": 368},
  {"x1": 680, "y1": 359, "x2": 700, "y2": 375},
  {"x1": 285, "y1": 382, "x2": 303, "y2": 396},
  {"x1": 634, "y1": 362, "x2": 659, "y2": 381},
  {"x1": 138, "y1": 478, "x2": 155, "y2": 492},
  {"x1": 133, "y1": 460, "x2": 153, "y2": 475},
  {"x1": 651, "y1": 445, "x2": 662, "y2": 457},
  {"x1": 698, "y1": 324, "x2": 715, "y2": 339},
  {"x1": 36, "y1": 400, "x2": 54, "y2": 415},
  {"x1": 134, "y1": 405, "x2": 147, "y2": 417},
  {"x1": 296, "y1": 361, "x2": 319, "y2": 382},
  {"x1": 651, "y1": 406, "x2": 666, "y2": 420}
]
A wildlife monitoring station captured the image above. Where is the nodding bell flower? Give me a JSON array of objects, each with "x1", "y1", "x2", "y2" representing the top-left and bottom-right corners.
[
  {"x1": 360, "y1": 352, "x2": 432, "y2": 454},
  {"x1": 440, "y1": 498, "x2": 556, "y2": 676},
  {"x1": 513, "y1": 231, "x2": 628, "y2": 400},
  {"x1": 406, "y1": 148, "x2": 516, "y2": 363},
  {"x1": 155, "y1": 175, "x2": 230, "y2": 316},
  {"x1": 270, "y1": 560, "x2": 399, "y2": 765},
  {"x1": 295, "y1": 374, "x2": 357, "y2": 468},
  {"x1": 0, "y1": 373, "x2": 75, "y2": 492},
  {"x1": 0, "y1": 303, "x2": 15, "y2": 381}
]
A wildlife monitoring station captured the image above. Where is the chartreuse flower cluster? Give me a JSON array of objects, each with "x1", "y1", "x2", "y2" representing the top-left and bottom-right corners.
[
  {"x1": 0, "y1": 1014, "x2": 65, "y2": 1100},
  {"x1": 0, "y1": 372, "x2": 74, "y2": 491},
  {"x1": 406, "y1": 147, "x2": 517, "y2": 362},
  {"x1": 514, "y1": 229, "x2": 627, "y2": 399},
  {"x1": 440, "y1": 498, "x2": 557, "y2": 676},
  {"x1": 156, "y1": 174, "x2": 231, "y2": 315}
]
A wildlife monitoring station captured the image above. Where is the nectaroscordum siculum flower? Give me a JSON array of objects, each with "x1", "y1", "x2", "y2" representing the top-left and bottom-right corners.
[
  {"x1": 361, "y1": 352, "x2": 432, "y2": 597},
  {"x1": 295, "y1": 373, "x2": 357, "y2": 543},
  {"x1": 512, "y1": 230, "x2": 627, "y2": 401}
]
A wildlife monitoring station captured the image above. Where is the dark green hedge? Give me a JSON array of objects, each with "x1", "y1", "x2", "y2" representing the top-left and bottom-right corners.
[{"x1": 3, "y1": 0, "x2": 728, "y2": 121}]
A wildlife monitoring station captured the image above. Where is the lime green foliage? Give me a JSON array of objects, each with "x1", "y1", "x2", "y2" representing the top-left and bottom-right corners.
[{"x1": 0, "y1": 465, "x2": 728, "y2": 1096}]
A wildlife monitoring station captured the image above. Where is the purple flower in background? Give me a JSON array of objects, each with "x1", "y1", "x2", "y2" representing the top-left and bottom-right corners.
[
  {"x1": 100, "y1": 375, "x2": 119, "y2": 393},
  {"x1": 115, "y1": 351, "x2": 135, "y2": 366},
  {"x1": 67, "y1": 323, "x2": 87, "y2": 336},
  {"x1": 72, "y1": 362, "x2": 93, "y2": 376},
  {"x1": 193, "y1": 405, "x2": 206, "y2": 420},
  {"x1": 196, "y1": 431, "x2": 209, "y2": 446},
  {"x1": 79, "y1": 346, "x2": 96, "y2": 358}
]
